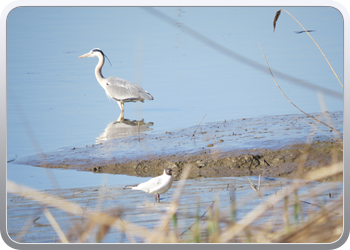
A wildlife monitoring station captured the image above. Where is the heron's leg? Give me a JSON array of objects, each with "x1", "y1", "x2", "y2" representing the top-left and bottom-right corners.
[
  {"x1": 117, "y1": 113, "x2": 123, "y2": 122},
  {"x1": 121, "y1": 102, "x2": 125, "y2": 115},
  {"x1": 116, "y1": 101, "x2": 122, "y2": 111},
  {"x1": 116, "y1": 101, "x2": 125, "y2": 121}
]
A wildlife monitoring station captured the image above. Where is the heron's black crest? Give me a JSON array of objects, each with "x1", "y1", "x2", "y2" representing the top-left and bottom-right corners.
[
  {"x1": 92, "y1": 48, "x2": 103, "y2": 53},
  {"x1": 92, "y1": 49, "x2": 112, "y2": 66}
]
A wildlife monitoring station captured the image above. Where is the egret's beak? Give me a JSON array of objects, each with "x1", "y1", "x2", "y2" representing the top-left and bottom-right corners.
[{"x1": 78, "y1": 52, "x2": 91, "y2": 58}]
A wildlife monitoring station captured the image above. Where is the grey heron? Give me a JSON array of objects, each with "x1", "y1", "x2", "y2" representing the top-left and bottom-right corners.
[{"x1": 79, "y1": 48, "x2": 153, "y2": 121}]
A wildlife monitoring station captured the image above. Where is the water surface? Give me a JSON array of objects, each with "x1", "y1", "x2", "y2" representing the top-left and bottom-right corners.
[{"x1": 7, "y1": 7, "x2": 343, "y2": 187}]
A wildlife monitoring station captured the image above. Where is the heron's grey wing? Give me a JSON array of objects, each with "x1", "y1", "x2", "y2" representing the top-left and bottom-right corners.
[{"x1": 105, "y1": 76, "x2": 153, "y2": 101}]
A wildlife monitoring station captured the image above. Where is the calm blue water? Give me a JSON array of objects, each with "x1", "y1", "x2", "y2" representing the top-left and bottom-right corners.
[{"x1": 6, "y1": 7, "x2": 343, "y2": 189}]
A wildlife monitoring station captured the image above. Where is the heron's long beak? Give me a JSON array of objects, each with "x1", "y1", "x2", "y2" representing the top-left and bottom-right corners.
[{"x1": 78, "y1": 52, "x2": 91, "y2": 58}]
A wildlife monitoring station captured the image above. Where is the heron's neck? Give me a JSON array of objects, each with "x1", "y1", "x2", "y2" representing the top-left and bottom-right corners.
[{"x1": 95, "y1": 54, "x2": 105, "y2": 83}]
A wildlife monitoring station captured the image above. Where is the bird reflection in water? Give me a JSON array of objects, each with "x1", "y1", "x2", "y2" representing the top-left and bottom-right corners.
[{"x1": 96, "y1": 118, "x2": 154, "y2": 143}]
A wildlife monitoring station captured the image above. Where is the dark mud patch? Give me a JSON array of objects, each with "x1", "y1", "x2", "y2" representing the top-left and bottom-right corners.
[
  {"x1": 63, "y1": 140, "x2": 343, "y2": 181},
  {"x1": 16, "y1": 112, "x2": 343, "y2": 181}
]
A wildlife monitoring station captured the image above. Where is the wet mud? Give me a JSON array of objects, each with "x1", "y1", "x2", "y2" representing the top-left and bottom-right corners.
[
  {"x1": 17, "y1": 111, "x2": 343, "y2": 181},
  {"x1": 91, "y1": 140, "x2": 343, "y2": 179}
]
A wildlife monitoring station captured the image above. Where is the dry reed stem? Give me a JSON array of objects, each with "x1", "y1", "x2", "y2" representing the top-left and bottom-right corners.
[
  {"x1": 299, "y1": 119, "x2": 336, "y2": 140},
  {"x1": 258, "y1": 42, "x2": 343, "y2": 137},
  {"x1": 303, "y1": 162, "x2": 342, "y2": 181},
  {"x1": 294, "y1": 125, "x2": 317, "y2": 178},
  {"x1": 73, "y1": 221, "x2": 96, "y2": 243},
  {"x1": 273, "y1": 9, "x2": 343, "y2": 88},
  {"x1": 218, "y1": 162, "x2": 342, "y2": 242},
  {"x1": 246, "y1": 177, "x2": 263, "y2": 198},
  {"x1": 191, "y1": 114, "x2": 207, "y2": 139},
  {"x1": 180, "y1": 188, "x2": 222, "y2": 236},
  {"x1": 300, "y1": 200, "x2": 340, "y2": 216},
  {"x1": 317, "y1": 92, "x2": 341, "y2": 139},
  {"x1": 81, "y1": 195, "x2": 91, "y2": 221},
  {"x1": 7, "y1": 181, "x2": 151, "y2": 240},
  {"x1": 42, "y1": 207, "x2": 69, "y2": 243},
  {"x1": 317, "y1": 92, "x2": 343, "y2": 166}
]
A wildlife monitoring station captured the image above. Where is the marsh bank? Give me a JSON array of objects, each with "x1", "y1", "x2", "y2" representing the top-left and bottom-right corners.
[{"x1": 16, "y1": 112, "x2": 343, "y2": 180}]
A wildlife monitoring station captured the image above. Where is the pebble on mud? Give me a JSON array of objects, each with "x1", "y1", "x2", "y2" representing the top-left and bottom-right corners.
[{"x1": 207, "y1": 144, "x2": 214, "y2": 147}]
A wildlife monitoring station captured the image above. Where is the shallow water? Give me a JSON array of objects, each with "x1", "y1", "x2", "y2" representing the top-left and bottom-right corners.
[
  {"x1": 7, "y1": 176, "x2": 342, "y2": 243},
  {"x1": 7, "y1": 163, "x2": 152, "y2": 191}
]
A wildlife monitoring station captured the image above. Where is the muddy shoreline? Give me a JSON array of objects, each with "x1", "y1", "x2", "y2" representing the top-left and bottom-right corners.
[
  {"x1": 30, "y1": 139, "x2": 343, "y2": 181},
  {"x1": 17, "y1": 112, "x2": 343, "y2": 181}
]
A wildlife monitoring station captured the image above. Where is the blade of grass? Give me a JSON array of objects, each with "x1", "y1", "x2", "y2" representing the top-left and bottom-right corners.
[{"x1": 42, "y1": 207, "x2": 69, "y2": 243}]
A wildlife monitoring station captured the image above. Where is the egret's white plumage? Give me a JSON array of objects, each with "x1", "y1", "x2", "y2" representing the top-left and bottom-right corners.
[
  {"x1": 124, "y1": 168, "x2": 174, "y2": 201},
  {"x1": 79, "y1": 48, "x2": 153, "y2": 121}
]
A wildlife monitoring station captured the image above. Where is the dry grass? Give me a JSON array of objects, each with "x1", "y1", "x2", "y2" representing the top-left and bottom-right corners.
[{"x1": 7, "y1": 159, "x2": 343, "y2": 243}]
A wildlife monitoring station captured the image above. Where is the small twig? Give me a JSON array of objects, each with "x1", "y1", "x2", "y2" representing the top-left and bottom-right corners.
[
  {"x1": 300, "y1": 200, "x2": 340, "y2": 215},
  {"x1": 138, "y1": 121, "x2": 140, "y2": 142},
  {"x1": 191, "y1": 114, "x2": 207, "y2": 139},
  {"x1": 258, "y1": 42, "x2": 343, "y2": 137},
  {"x1": 247, "y1": 177, "x2": 263, "y2": 198},
  {"x1": 33, "y1": 216, "x2": 40, "y2": 223},
  {"x1": 81, "y1": 195, "x2": 92, "y2": 221},
  {"x1": 21, "y1": 192, "x2": 27, "y2": 200},
  {"x1": 258, "y1": 174, "x2": 261, "y2": 191},
  {"x1": 180, "y1": 189, "x2": 222, "y2": 236},
  {"x1": 317, "y1": 92, "x2": 342, "y2": 140},
  {"x1": 7, "y1": 154, "x2": 17, "y2": 163},
  {"x1": 299, "y1": 119, "x2": 336, "y2": 140}
]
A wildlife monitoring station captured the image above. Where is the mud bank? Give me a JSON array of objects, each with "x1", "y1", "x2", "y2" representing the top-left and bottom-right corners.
[
  {"x1": 17, "y1": 112, "x2": 343, "y2": 180},
  {"x1": 46, "y1": 140, "x2": 344, "y2": 180}
]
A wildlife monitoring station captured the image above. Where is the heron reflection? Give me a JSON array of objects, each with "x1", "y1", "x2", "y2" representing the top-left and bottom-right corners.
[{"x1": 96, "y1": 118, "x2": 154, "y2": 143}]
